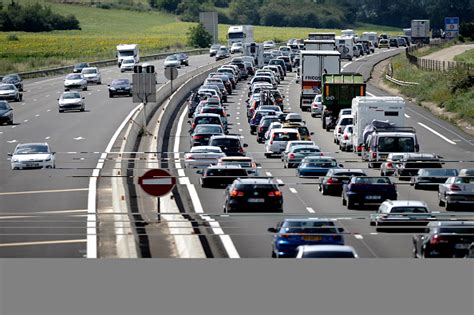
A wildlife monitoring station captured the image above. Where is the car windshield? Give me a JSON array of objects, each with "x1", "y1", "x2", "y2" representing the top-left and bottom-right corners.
[
  {"x1": 304, "y1": 160, "x2": 337, "y2": 168},
  {"x1": 195, "y1": 126, "x2": 223, "y2": 134},
  {"x1": 390, "y1": 207, "x2": 428, "y2": 213},
  {"x1": 302, "y1": 251, "x2": 355, "y2": 258},
  {"x1": 0, "y1": 102, "x2": 10, "y2": 110},
  {"x1": 422, "y1": 169, "x2": 457, "y2": 176},
  {"x1": 0, "y1": 85, "x2": 14, "y2": 90},
  {"x1": 281, "y1": 221, "x2": 337, "y2": 234},
  {"x1": 211, "y1": 139, "x2": 240, "y2": 147},
  {"x1": 82, "y1": 68, "x2": 97, "y2": 74},
  {"x1": 378, "y1": 137, "x2": 415, "y2": 152},
  {"x1": 62, "y1": 93, "x2": 80, "y2": 99},
  {"x1": 66, "y1": 74, "x2": 82, "y2": 80},
  {"x1": 15, "y1": 145, "x2": 49, "y2": 154},
  {"x1": 123, "y1": 59, "x2": 134, "y2": 64},
  {"x1": 297, "y1": 127, "x2": 310, "y2": 136},
  {"x1": 75, "y1": 63, "x2": 88, "y2": 68},
  {"x1": 166, "y1": 55, "x2": 177, "y2": 61},
  {"x1": 112, "y1": 79, "x2": 129, "y2": 85}
]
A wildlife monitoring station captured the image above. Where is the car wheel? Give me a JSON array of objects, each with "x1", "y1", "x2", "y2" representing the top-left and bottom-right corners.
[
  {"x1": 59, "y1": 109, "x2": 64, "y2": 113},
  {"x1": 264, "y1": 153, "x2": 271, "y2": 158},
  {"x1": 412, "y1": 246, "x2": 418, "y2": 258},
  {"x1": 347, "y1": 198, "x2": 355, "y2": 210},
  {"x1": 271, "y1": 251, "x2": 276, "y2": 258},
  {"x1": 80, "y1": 107, "x2": 85, "y2": 112},
  {"x1": 438, "y1": 196, "x2": 445, "y2": 207},
  {"x1": 414, "y1": 184, "x2": 420, "y2": 190},
  {"x1": 8, "y1": 118, "x2": 13, "y2": 125},
  {"x1": 380, "y1": 170, "x2": 385, "y2": 176},
  {"x1": 83, "y1": 87, "x2": 87, "y2": 91},
  {"x1": 109, "y1": 93, "x2": 114, "y2": 98},
  {"x1": 97, "y1": 81, "x2": 101, "y2": 85},
  {"x1": 321, "y1": 185, "x2": 327, "y2": 195},
  {"x1": 445, "y1": 202, "x2": 454, "y2": 211},
  {"x1": 342, "y1": 196, "x2": 347, "y2": 206}
]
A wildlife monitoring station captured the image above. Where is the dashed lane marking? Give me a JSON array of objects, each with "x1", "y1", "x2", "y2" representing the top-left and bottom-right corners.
[
  {"x1": 418, "y1": 122, "x2": 456, "y2": 145},
  {"x1": 0, "y1": 188, "x2": 88, "y2": 196},
  {"x1": 354, "y1": 234, "x2": 364, "y2": 240},
  {"x1": 306, "y1": 207, "x2": 315, "y2": 213},
  {"x1": 289, "y1": 188, "x2": 298, "y2": 194}
]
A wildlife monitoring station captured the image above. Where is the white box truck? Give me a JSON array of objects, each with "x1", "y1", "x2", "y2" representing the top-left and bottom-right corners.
[
  {"x1": 299, "y1": 50, "x2": 341, "y2": 111},
  {"x1": 411, "y1": 20, "x2": 430, "y2": 44},
  {"x1": 116, "y1": 44, "x2": 139, "y2": 67},
  {"x1": 351, "y1": 96, "x2": 406, "y2": 153},
  {"x1": 303, "y1": 40, "x2": 336, "y2": 51},
  {"x1": 227, "y1": 25, "x2": 254, "y2": 47},
  {"x1": 308, "y1": 32, "x2": 336, "y2": 41},
  {"x1": 335, "y1": 36, "x2": 354, "y2": 60},
  {"x1": 361, "y1": 32, "x2": 378, "y2": 47},
  {"x1": 244, "y1": 42, "x2": 264, "y2": 68}
]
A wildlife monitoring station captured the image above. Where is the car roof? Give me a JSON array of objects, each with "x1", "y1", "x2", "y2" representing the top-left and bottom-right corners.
[
  {"x1": 283, "y1": 218, "x2": 334, "y2": 223},
  {"x1": 298, "y1": 245, "x2": 355, "y2": 253},
  {"x1": 235, "y1": 178, "x2": 277, "y2": 184},
  {"x1": 271, "y1": 128, "x2": 299, "y2": 133},
  {"x1": 194, "y1": 113, "x2": 221, "y2": 118},
  {"x1": 190, "y1": 145, "x2": 222, "y2": 151},
  {"x1": 428, "y1": 221, "x2": 474, "y2": 227},
  {"x1": 210, "y1": 135, "x2": 240, "y2": 140},
  {"x1": 207, "y1": 164, "x2": 242, "y2": 169},
  {"x1": 17, "y1": 142, "x2": 49, "y2": 148},
  {"x1": 381, "y1": 200, "x2": 428, "y2": 207},
  {"x1": 220, "y1": 156, "x2": 253, "y2": 161}
]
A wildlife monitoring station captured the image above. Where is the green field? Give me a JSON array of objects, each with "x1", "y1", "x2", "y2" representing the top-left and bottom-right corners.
[
  {"x1": 387, "y1": 54, "x2": 474, "y2": 125},
  {"x1": 0, "y1": 1, "x2": 400, "y2": 74},
  {"x1": 454, "y1": 49, "x2": 474, "y2": 64}
]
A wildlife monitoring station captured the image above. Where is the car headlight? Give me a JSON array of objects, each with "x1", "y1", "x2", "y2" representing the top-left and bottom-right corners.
[
  {"x1": 109, "y1": 87, "x2": 116, "y2": 91},
  {"x1": 12, "y1": 158, "x2": 18, "y2": 162}
]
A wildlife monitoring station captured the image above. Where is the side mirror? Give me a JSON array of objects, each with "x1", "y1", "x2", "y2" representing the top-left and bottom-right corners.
[
  {"x1": 82, "y1": 97, "x2": 85, "y2": 99},
  {"x1": 57, "y1": 98, "x2": 59, "y2": 101},
  {"x1": 107, "y1": 84, "x2": 110, "y2": 87},
  {"x1": 267, "y1": 227, "x2": 277, "y2": 233},
  {"x1": 196, "y1": 170, "x2": 203, "y2": 175},
  {"x1": 52, "y1": 152, "x2": 56, "y2": 155},
  {"x1": 7, "y1": 153, "x2": 12, "y2": 157},
  {"x1": 227, "y1": 114, "x2": 230, "y2": 117},
  {"x1": 303, "y1": 121, "x2": 306, "y2": 124},
  {"x1": 243, "y1": 143, "x2": 248, "y2": 148},
  {"x1": 339, "y1": 164, "x2": 344, "y2": 167},
  {"x1": 310, "y1": 132, "x2": 315, "y2": 135},
  {"x1": 338, "y1": 227, "x2": 344, "y2": 233}
]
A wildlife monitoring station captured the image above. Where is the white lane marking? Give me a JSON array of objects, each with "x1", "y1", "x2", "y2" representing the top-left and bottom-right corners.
[
  {"x1": 240, "y1": 136, "x2": 244, "y2": 139},
  {"x1": 175, "y1": 107, "x2": 240, "y2": 258},
  {"x1": 11, "y1": 125, "x2": 16, "y2": 129},
  {"x1": 238, "y1": 129, "x2": 243, "y2": 132},
  {"x1": 289, "y1": 188, "x2": 298, "y2": 194},
  {"x1": 45, "y1": 136, "x2": 51, "y2": 140},
  {"x1": 306, "y1": 207, "x2": 315, "y2": 213},
  {"x1": 237, "y1": 122, "x2": 241, "y2": 125},
  {"x1": 370, "y1": 232, "x2": 378, "y2": 235},
  {"x1": 418, "y1": 122, "x2": 456, "y2": 145},
  {"x1": 23, "y1": 119, "x2": 28, "y2": 122},
  {"x1": 0, "y1": 209, "x2": 87, "y2": 220},
  {"x1": 342, "y1": 61, "x2": 353, "y2": 69},
  {"x1": 404, "y1": 114, "x2": 411, "y2": 118},
  {"x1": 354, "y1": 234, "x2": 364, "y2": 240},
  {"x1": 35, "y1": 114, "x2": 40, "y2": 117},
  {"x1": 0, "y1": 188, "x2": 88, "y2": 196},
  {"x1": 47, "y1": 109, "x2": 51, "y2": 112},
  {"x1": 73, "y1": 136, "x2": 85, "y2": 140},
  {"x1": 33, "y1": 99, "x2": 37, "y2": 102},
  {"x1": 7, "y1": 140, "x2": 17, "y2": 143},
  {"x1": 0, "y1": 132, "x2": 3, "y2": 134},
  {"x1": 45, "y1": 95, "x2": 50, "y2": 98},
  {"x1": 366, "y1": 92, "x2": 375, "y2": 97},
  {"x1": 178, "y1": 169, "x2": 186, "y2": 177},
  {"x1": 237, "y1": 112, "x2": 240, "y2": 115},
  {"x1": 236, "y1": 117, "x2": 240, "y2": 120},
  {"x1": 179, "y1": 177, "x2": 191, "y2": 185},
  {"x1": 87, "y1": 101, "x2": 143, "y2": 259},
  {"x1": 0, "y1": 239, "x2": 87, "y2": 248},
  {"x1": 21, "y1": 102, "x2": 26, "y2": 105}
]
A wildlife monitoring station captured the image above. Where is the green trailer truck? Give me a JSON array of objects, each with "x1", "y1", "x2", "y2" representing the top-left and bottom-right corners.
[{"x1": 321, "y1": 73, "x2": 366, "y2": 130}]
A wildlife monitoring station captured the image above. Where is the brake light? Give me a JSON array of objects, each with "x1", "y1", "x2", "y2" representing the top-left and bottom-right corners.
[
  {"x1": 230, "y1": 190, "x2": 245, "y2": 197},
  {"x1": 193, "y1": 135, "x2": 204, "y2": 140},
  {"x1": 430, "y1": 235, "x2": 449, "y2": 245},
  {"x1": 357, "y1": 145, "x2": 363, "y2": 152},
  {"x1": 343, "y1": 134, "x2": 348, "y2": 140},
  {"x1": 372, "y1": 152, "x2": 377, "y2": 159},
  {"x1": 270, "y1": 141, "x2": 273, "y2": 145},
  {"x1": 326, "y1": 178, "x2": 334, "y2": 184},
  {"x1": 186, "y1": 156, "x2": 195, "y2": 160},
  {"x1": 386, "y1": 162, "x2": 393, "y2": 168},
  {"x1": 338, "y1": 127, "x2": 342, "y2": 133},
  {"x1": 268, "y1": 191, "x2": 282, "y2": 197},
  {"x1": 288, "y1": 153, "x2": 295, "y2": 159},
  {"x1": 192, "y1": 123, "x2": 196, "y2": 129},
  {"x1": 258, "y1": 126, "x2": 264, "y2": 133},
  {"x1": 449, "y1": 184, "x2": 462, "y2": 191}
]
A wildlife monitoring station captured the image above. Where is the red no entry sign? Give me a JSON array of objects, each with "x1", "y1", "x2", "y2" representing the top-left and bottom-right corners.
[{"x1": 138, "y1": 169, "x2": 176, "y2": 197}]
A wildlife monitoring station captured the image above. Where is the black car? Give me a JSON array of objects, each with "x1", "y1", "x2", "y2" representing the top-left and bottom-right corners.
[
  {"x1": 73, "y1": 62, "x2": 90, "y2": 73},
  {"x1": 319, "y1": 169, "x2": 367, "y2": 196},
  {"x1": 208, "y1": 135, "x2": 248, "y2": 156},
  {"x1": 2, "y1": 74, "x2": 23, "y2": 91},
  {"x1": 108, "y1": 79, "x2": 132, "y2": 97},
  {"x1": 0, "y1": 100, "x2": 13, "y2": 125},
  {"x1": 199, "y1": 165, "x2": 248, "y2": 188},
  {"x1": 389, "y1": 38, "x2": 399, "y2": 48},
  {"x1": 224, "y1": 178, "x2": 283, "y2": 213},
  {"x1": 257, "y1": 115, "x2": 280, "y2": 143},
  {"x1": 410, "y1": 168, "x2": 458, "y2": 190},
  {"x1": 342, "y1": 176, "x2": 398, "y2": 209},
  {"x1": 413, "y1": 221, "x2": 474, "y2": 258},
  {"x1": 190, "y1": 124, "x2": 224, "y2": 147},
  {"x1": 175, "y1": 53, "x2": 189, "y2": 66},
  {"x1": 396, "y1": 153, "x2": 443, "y2": 179}
]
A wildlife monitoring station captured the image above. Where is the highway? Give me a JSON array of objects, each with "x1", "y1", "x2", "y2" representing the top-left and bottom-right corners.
[
  {"x1": 0, "y1": 54, "x2": 217, "y2": 257},
  {"x1": 173, "y1": 47, "x2": 474, "y2": 258}
]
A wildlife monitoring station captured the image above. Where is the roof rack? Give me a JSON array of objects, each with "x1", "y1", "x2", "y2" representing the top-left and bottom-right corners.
[{"x1": 372, "y1": 126, "x2": 416, "y2": 133}]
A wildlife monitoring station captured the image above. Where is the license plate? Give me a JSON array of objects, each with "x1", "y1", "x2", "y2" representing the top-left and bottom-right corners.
[
  {"x1": 26, "y1": 163, "x2": 39, "y2": 167},
  {"x1": 366, "y1": 195, "x2": 381, "y2": 200},
  {"x1": 303, "y1": 236, "x2": 322, "y2": 241},
  {"x1": 248, "y1": 198, "x2": 264, "y2": 203},
  {"x1": 455, "y1": 243, "x2": 470, "y2": 249}
]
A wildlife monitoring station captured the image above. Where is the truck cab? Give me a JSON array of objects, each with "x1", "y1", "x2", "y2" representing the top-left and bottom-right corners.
[{"x1": 116, "y1": 44, "x2": 139, "y2": 67}]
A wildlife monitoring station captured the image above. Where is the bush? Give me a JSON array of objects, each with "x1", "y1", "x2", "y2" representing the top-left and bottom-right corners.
[
  {"x1": 7, "y1": 34, "x2": 19, "y2": 41},
  {"x1": 460, "y1": 23, "x2": 474, "y2": 40},
  {"x1": 187, "y1": 23, "x2": 212, "y2": 48}
]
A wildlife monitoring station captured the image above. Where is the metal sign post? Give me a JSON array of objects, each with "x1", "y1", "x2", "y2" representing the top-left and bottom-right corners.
[
  {"x1": 164, "y1": 67, "x2": 178, "y2": 100},
  {"x1": 133, "y1": 65, "x2": 157, "y2": 135}
]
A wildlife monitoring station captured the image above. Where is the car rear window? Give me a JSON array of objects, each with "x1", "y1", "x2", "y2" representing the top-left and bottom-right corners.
[
  {"x1": 236, "y1": 183, "x2": 277, "y2": 191},
  {"x1": 195, "y1": 126, "x2": 222, "y2": 134},
  {"x1": 390, "y1": 207, "x2": 428, "y2": 213},
  {"x1": 281, "y1": 221, "x2": 337, "y2": 233},
  {"x1": 353, "y1": 177, "x2": 391, "y2": 184},
  {"x1": 294, "y1": 147, "x2": 320, "y2": 153},
  {"x1": 302, "y1": 251, "x2": 355, "y2": 258},
  {"x1": 273, "y1": 132, "x2": 299, "y2": 141},
  {"x1": 438, "y1": 227, "x2": 474, "y2": 234},
  {"x1": 195, "y1": 117, "x2": 221, "y2": 125},
  {"x1": 454, "y1": 177, "x2": 474, "y2": 184},
  {"x1": 206, "y1": 169, "x2": 248, "y2": 176},
  {"x1": 210, "y1": 139, "x2": 240, "y2": 147},
  {"x1": 422, "y1": 169, "x2": 457, "y2": 176}
]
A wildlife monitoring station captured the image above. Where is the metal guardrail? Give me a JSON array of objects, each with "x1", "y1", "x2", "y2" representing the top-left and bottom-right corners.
[
  {"x1": 1, "y1": 48, "x2": 209, "y2": 80},
  {"x1": 385, "y1": 62, "x2": 419, "y2": 86}
]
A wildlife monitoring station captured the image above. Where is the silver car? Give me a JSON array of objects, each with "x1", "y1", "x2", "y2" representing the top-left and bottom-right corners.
[
  {"x1": 64, "y1": 73, "x2": 87, "y2": 91},
  {"x1": 0, "y1": 84, "x2": 22, "y2": 102},
  {"x1": 9, "y1": 143, "x2": 56, "y2": 170},
  {"x1": 438, "y1": 176, "x2": 474, "y2": 211},
  {"x1": 81, "y1": 67, "x2": 101, "y2": 84},
  {"x1": 184, "y1": 146, "x2": 225, "y2": 169},
  {"x1": 164, "y1": 55, "x2": 181, "y2": 68},
  {"x1": 58, "y1": 91, "x2": 85, "y2": 112}
]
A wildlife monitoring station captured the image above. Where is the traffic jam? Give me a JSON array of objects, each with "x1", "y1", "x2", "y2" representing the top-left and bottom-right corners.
[{"x1": 180, "y1": 34, "x2": 474, "y2": 259}]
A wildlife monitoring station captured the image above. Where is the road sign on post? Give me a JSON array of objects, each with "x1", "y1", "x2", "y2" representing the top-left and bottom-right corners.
[
  {"x1": 132, "y1": 65, "x2": 157, "y2": 135},
  {"x1": 444, "y1": 17, "x2": 460, "y2": 39},
  {"x1": 138, "y1": 169, "x2": 176, "y2": 223},
  {"x1": 164, "y1": 67, "x2": 178, "y2": 99}
]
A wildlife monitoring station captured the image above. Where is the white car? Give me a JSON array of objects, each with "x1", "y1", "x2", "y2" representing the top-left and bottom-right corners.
[
  {"x1": 296, "y1": 245, "x2": 359, "y2": 258},
  {"x1": 120, "y1": 57, "x2": 136, "y2": 72},
  {"x1": 333, "y1": 115, "x2": 353, "y2": 144},
  {"x1": 339, "y1": 125, "x2": 353, "y2": 151},
  {"x1": 184, "y1": 146, "x2": 225, "y2": 169},
  {"x1": 263, "y1": 41, "x2": 276, "y2": 50},
  {"x1": 164, "y1": 55, "x2": 181, "y2": 68},
  {"x1": 230, "y1": 42, "x2": 243, "y2": 54},
  {"x1": 216, "y1": 156, "x2": 260, "y2": 176},
  {"x1": 58, "y1": 91, "x2": 85, "y2": 113},
  {"x1": 81, "y1": 67, "x2": 101, "y2": 84},
  {"x1": 9, "y1": 143, "x2": 56, "y2": 170},
  {"x1": 264, "y1": 121, "x2": 282, "y2": 140},
  {"x1": 64, "y1": 73, "x2": 87, "y2": 91},
  {"x1": 311, "y1": 94, "x2": 323, "y2": 117},
  {"x1": 264, "y1": 128, "x2": 300, "y2": 157},
  {"x1": 0, "y1": 83, "x2": 22, "y2": 102}
]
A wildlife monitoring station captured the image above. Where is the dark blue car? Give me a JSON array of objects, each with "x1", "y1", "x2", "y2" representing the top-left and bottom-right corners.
[
  {"x1": 297, "y1": 156, "x2": 342, "y2": 177},
  {"x1": 342, "y1": 176, "x2": 398, "y2": 209},
  {"x1": 268, "y1": 218, "x2": 345, "y2": 258},
  {"x1": 249, "y1": 110, "x2": 276, "y2": 134}
]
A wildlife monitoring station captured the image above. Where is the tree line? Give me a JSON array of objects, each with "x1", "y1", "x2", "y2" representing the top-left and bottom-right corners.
[
  {"x1": 150, "y1": 0, "x2": 473, "y2": 29},
  {"x1": 0, "y1": 2, "x2": 80, "y2": 32}
]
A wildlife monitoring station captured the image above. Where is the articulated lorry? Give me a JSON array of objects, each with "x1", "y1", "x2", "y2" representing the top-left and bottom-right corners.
[
  {"x1": 227, "y1": 25, "x2": 254, "y2": 47},
  {"x1": 303, "y1": 40, "x2": 336, "y2": 51},
  {"x1": 321, "y1": 73, "x2": 365, "y2": 130},
  {"x1": 411, "y1": 20, "x2": 430, "y2": 44},
  {"x1": 308, "y1": 32, "x2": 336, "y2": 41},
  {"x1": 299, "y1": 50, "x2": 341, "y2": 112},
  {"x1": 244, "y1": 42, "x2": 264, "y2": 68}
]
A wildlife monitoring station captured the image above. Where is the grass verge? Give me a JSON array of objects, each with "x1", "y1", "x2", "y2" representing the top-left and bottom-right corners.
[
  {"x1": 387, "y1": 53, "x2": 474, "y2": 125},
  {"x1": 454, "y1": 49, "x2": 474, "y2": 64}
]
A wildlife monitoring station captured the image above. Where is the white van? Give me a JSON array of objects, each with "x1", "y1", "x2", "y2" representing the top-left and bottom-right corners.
[{"x1": 264, "y1": 128, "x2": 300, "y2": 157}]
